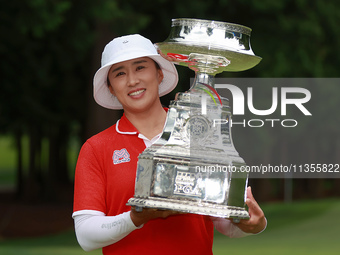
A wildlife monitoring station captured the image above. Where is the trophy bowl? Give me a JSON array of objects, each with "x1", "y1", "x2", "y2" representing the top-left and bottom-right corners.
[
  {"x1": 127, "y1": 18, "x2": 261, "y2": 220},
  {"x1": 156, "y1": 18, "x2": 261, "y2": 74}
]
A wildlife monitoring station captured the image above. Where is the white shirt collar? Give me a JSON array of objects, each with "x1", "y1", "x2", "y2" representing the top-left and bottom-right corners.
[
  {"x1": 138, "y1": 132, "x2": 162, "y2": 148},
  {"x1": 116, "y1": 116, "x2": 166, "y2": 148}
]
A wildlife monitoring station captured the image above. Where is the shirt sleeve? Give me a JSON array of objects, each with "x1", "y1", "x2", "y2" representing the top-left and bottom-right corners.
[
  {"x1": 73, "y1": 141, "x2": 107, "y2": 213},
  {"x1": 73, "y1": 210, "x2": 142, "y2": 251}
]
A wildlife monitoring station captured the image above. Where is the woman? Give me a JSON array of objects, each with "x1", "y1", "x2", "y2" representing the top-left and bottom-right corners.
[{"x1": 73, "y1": 34, "x2": 266, "y2": 255}]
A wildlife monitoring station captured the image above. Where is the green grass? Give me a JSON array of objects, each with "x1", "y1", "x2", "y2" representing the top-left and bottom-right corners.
[
  {"x1": 213, "y1": 198, "x2": 340, "y2": 255},
  {"x1": 0, "y1": 199, "x2": 339, "y2": 254},
  {"x1": 0, "y1": 230, "x2": 102, "y2": 255}
]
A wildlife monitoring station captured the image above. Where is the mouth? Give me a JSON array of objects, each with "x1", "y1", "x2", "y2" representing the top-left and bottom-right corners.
[{"x1": 128, "y1": 89, "x2": 146, "y2": 96}]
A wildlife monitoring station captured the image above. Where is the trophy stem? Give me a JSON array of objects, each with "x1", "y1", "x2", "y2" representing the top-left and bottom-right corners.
[{"x1": 190, "y1": 72, "x2": 215, "y2": 91}]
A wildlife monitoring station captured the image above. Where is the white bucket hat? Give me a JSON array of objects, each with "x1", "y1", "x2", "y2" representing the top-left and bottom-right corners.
[{"x1": 93, "y1": 34, "x2": 178, "y2": 109}]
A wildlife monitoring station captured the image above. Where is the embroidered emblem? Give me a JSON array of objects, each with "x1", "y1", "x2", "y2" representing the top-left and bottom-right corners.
[{"x1": 113, "y1": 148, "x2": 130, "y2": 165}]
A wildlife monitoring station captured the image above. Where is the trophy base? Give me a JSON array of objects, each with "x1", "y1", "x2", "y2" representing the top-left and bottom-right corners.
[{"x1": 127, "y1": 197, "x2": 249, "y2": 220}]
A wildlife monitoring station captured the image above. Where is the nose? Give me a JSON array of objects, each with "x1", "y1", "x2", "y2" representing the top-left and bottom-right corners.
[{"x1": 127, "y1": 71, "x2": 139, "y2": 86}]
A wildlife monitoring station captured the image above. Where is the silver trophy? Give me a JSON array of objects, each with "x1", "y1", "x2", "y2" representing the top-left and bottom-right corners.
[{"x1": 127, "y1": 18, "x2": 261, "y2": 220}]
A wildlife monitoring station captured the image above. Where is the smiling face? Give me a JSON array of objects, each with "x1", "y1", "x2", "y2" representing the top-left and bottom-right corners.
[{"x1": 107, "y1": 57, "x2": 164, "y2": 114}]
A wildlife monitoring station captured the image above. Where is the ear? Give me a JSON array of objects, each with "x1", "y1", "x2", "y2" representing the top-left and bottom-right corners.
[
  {"x1": 157, "y1": 69, "x2": 164, "y2": 85},
  {"x1": 108, "y1": 83, "x2": 116, "y2": 96}
]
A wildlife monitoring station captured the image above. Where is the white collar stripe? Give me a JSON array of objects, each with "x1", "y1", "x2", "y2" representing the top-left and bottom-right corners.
[{"x1": 116, "y1": 119, "x2": 138, "y2": 135}]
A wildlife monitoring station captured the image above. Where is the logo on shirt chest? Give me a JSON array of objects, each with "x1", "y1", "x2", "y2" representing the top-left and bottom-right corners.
[{"x1": 112, "y1": 148, "x2": 130, "y2": 165}]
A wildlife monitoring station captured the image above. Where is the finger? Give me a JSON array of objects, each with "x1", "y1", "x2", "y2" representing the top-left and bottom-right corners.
[
  {"x1": 245, "y1": 188, "x2": 262, "y2": 213},
  {"x1": 246, "y1": 197, "x2": 263, "y2": 215},
  {"x1": 159, "y1": 210, "x2": 182, "y2": 218},
  {"x1": 236, "y1": 218, "x2": 251, "y2": 225},
  {"x1": 246, "y1": 186, "x2": 254, "y2": 200},
  {"x1": 246, "y1": 187, "x2": 258, "y2": 209}
]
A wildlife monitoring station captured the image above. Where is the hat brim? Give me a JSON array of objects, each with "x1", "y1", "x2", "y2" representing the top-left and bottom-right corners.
[{"x1": 93, "y1": 52, "x2": 178, "y2": 110}]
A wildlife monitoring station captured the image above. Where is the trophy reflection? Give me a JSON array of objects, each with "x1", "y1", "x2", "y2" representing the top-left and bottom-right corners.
[{"x1": 127, "y1": 18, "x2": 261, "y2": 220}]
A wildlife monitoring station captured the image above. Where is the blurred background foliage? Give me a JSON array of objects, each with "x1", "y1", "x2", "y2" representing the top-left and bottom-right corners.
[{"x1": 0, "y1": 0, "x2": 340, "y2": 205}]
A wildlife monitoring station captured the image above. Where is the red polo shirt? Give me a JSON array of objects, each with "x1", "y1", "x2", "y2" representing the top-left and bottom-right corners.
[{"x1": 73, "y1": 113, "x2": 214, "y2": 255}]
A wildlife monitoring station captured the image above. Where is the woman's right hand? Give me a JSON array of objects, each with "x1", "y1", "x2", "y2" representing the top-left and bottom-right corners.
[{"x1": 130, "y1": 207, "x2": 182, "y2": 227}]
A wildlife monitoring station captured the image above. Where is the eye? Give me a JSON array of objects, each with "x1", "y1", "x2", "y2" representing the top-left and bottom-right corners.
[
  {"x1": 115, "y1": 71, "x2": 125, "y2": 77},
  {"x1": 136, "y1": 65, "x2": 145, "y2": 71}
]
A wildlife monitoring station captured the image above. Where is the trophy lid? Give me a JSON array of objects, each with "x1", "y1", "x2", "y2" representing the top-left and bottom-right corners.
[{"x1": 156, "y1": 18, "x2": 262, "y2": 73}]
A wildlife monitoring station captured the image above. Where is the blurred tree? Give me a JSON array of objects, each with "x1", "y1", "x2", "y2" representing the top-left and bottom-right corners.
[
  {"x1": 0, "y1": 0, "x2": 162, "y2": 201},
  {"x1": 1, "y1": 0, "x2": 75, "y2": 200}
]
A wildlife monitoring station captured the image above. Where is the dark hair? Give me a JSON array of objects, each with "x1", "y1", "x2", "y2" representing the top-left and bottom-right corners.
[{"x1": 154, "y1": 60, "x2": 161, "y2": 70}]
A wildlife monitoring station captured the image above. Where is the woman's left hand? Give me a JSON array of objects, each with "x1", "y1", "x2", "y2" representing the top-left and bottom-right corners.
[{"x1": 234, "y1": 186, "x2": 267, "y2": 234}]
